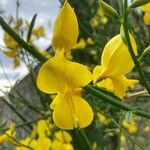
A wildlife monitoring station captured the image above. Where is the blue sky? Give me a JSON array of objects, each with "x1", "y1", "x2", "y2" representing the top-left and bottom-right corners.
[{"x1": 0, "y1": 0, "x2": 60, "y2": 95}]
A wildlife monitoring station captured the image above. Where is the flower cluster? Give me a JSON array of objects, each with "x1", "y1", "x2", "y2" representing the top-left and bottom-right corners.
[
  {"x1": 15, "y1": 119, "x2": 73, "y2": 150},
  {"x1": 37, "y1": 0, "x2": 138, "y2": 130}
]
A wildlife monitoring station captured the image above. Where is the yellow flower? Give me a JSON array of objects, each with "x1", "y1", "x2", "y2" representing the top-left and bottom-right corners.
[
  {"x1": 32, "y1": 26, "x2": 45, "y2": 38},
  {"x1": 52, "y1": 0, "x2": 78, "y2": 52},
  {"x1": 73, "y1": 38, "x2": 86, "y2": 49},
  {"x1": 3, "y1": 32, "x2": 19, "y2": 50},
  {"x1": 51, "y1": 140, "x2": 73, "y2": 150},
  {"x1": 16, "y1": 136, "x2": 51, "y2": 150},
  {"x1": 31, "y1": 137, "x2": 51, "y2": 150},
  {"x1": 3, "y1": 31, "x2": 21, "y2": 68},
  {"x1": 122, "y1": 120, "x2": 137, "y2": 134},
  {"x1": 37, "y1": 51, "x2": 93, "y2": 130},
  {"x1": 97, "y1": 112, "x2": 111, "y2": 125},
  {"x1": 37, "y1": 120, "x2": 51, "y2": 137},
  {"x1": 93, "y1": 34, "x2": 138, "y2": 98},
  {"x1": 0, "y1": 123, "x2": 16, "y2": 144},
  {"x1": 140, "y1": 3, "x2": 150, "y2": 25},
  {"x1": 54, "y1": 131, "x2": 72, "y2": 143}
]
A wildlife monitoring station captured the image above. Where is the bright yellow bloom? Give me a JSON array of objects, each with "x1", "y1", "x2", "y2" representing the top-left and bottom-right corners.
[
  {"x1": 52, "y1": 0, "x2": 78, "y2": 52},
  {"x1": 51, "y1": 140, "x2": 73, "y2": 150},
  {"x1": 36, "y1": 120, "x2": 51, "y2": 137},
  {"x1": 54, "y1": 131, "x2": 72, "y2": 143},
  {"x1": 0, "y1": 123, "x2": 16, "y2": 144},
  {"x1": 16, "y1": 136, "x2": 51, "y2": 150},
  {"x1": 93, "y1": 34, "x2": 138, "y2": 98},
  {"x1": 140, "y1": 3, "x2": 150, "y2": 25},
  {"x1": 122, "y1": 120, "x2": 137, "y2": 134},
  {"x1": 31, "y1": 137, "x2": 51, "y2": 150},
  {"x1": 37, "y1": 51, "x2": 93, "y2": 130}
]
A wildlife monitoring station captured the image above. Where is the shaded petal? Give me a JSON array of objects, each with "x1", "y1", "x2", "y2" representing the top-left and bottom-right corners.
[
  {"x1": 143, "y1": 12, "x2": 150, "y2": 25},
  {"x1": 96, "y1": 75, "x2": 138, "y2": 99},
  {"x1": 50, "y1": 93, "x2": 62, "y2": 110},
  {"x1": 52, "y1": 0, "x2": 78, "y2": 51},
  {"x1": 93, "y1": 65, "x2": 103, "y2": 84},
  {"x1": 97, "y1": 77, "x2": 114, "y2": 92},
  {"x1": 101, "y1": 34, "x2": 137, "y2": 77},
  {"x1": 37, "y1": 51, "x2": 92, "y2": 94},
  {"x1": 111, "y1": 76, "x2": 138, "y2": 98},
  {"x1": 53, "y1": 94, "x2": 93, "y2": 130}
]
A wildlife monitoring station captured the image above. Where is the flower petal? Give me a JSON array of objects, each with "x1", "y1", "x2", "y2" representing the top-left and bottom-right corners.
[
  {"x1": 111, "y1": 76, "x2": 138, "y2": 98},
  {"x1": 143, "y1": 12, "x2": 150, "y2": 25},
  {"x1": 93, "y1": 65, "x2": 103, "y2": 84},
  {"x1": 101, "y1": 34, "x2": 137, "y2": 77},
  {"x1": 52, "y1": 0, "x2": 79, "y2": 51},
  {"x1": 141, "y1": 3, "x2": 150, "y2": 12},
  {"x1": 37, "y1": 51, "x2": 92, "y2": 94},
  {"x1": 97, "y1": 77, "x2": 114, "y2": 92},
  {"x1": 53, "y1": 94, "x2": 93, "y2": 130}
]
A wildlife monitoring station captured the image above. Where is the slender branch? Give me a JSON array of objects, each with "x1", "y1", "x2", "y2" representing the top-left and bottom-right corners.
[
  {"x1": 79, "y1": 129, "x2": 92, "y2": 150},
  {"x1": 3, "y1": 115, "x2": 49, "y2": 133},
  {"x1": 1, "y1": 98, "x2": 32, "y2": 129},
  {"x1": 122, "y1": 0, "x2": 150, "y2": 95},
  {"x1": 0, "y1": 16, "x2": 48, "y2": 63},
  {"x1": 84, "y1": 85, "x2": 150, "y2": 119}
]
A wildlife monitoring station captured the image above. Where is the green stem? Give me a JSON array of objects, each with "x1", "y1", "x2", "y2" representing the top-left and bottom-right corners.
[
  {"x1": 3, "y1": 115, "x2": 49, "y2": 133},
  {"x1": 122, "y1": 0, "x2": 150, "y2": 95},
  {"x1": 84, "y1": 85, "x2": 150, "y2": 119},
  {"x1": 0, "y1": 16, "x2": 48, "y2": 63},
  {"x1": 79, "y1": 129, "x2": 92, "y2": 150}
]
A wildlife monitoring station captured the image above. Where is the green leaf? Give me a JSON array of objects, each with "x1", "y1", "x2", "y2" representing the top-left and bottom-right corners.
[{"x1": 26, "y1": 13, "x2": 37, "y2": 42}]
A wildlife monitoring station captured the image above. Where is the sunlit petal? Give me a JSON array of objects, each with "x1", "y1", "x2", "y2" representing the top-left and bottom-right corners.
[
  {"x1": 97, "y1": 77, "x2": 114, "y2": 92},
  {"x1": 52, "y1": 0, "x2": 78, "y2": 51},
  {"x1": 37, "y1": 51, "x2": 92, "y2": 94},
  {"x1": 143, "y1": 12, "x2": 150, "y2": 25},
  {"x1": 111, "y1": 76, "x2": 138, "y2": 98},
  {"x1": 53, "y1": 94, "x2": 93, "y2": 130},
  {"x1": 101, "y1": 34, "x2": 137, "y2": 77}
]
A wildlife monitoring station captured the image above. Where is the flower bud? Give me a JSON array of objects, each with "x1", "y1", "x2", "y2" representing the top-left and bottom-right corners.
[{"x1": 100, "y1": 0, "x2": 121, "y2": 21}]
